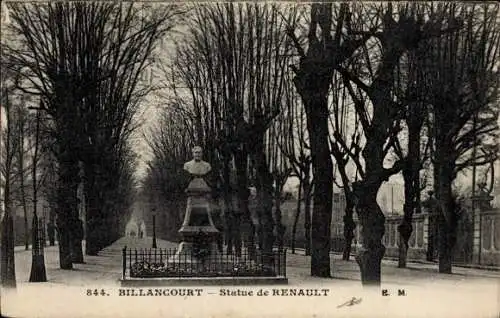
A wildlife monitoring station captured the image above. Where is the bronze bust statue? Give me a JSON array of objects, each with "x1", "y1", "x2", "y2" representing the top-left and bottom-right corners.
[{"x1": 183, "y1": 146, "x2": 211, "y2": 177}]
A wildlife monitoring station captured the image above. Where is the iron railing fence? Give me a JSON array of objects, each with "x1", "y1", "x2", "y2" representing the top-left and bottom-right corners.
[{"x1": 122, "y1": 247, "x2": 287, "y2": 279}]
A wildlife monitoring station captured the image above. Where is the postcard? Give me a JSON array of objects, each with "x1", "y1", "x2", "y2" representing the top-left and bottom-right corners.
[{"x1": 1, "y1": 1, "x2": 499, "y2": 317}]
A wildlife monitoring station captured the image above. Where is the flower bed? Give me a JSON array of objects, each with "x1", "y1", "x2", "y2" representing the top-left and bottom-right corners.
[{"x1": 129, "y1": 260, "x2": 277, "y2": 278}]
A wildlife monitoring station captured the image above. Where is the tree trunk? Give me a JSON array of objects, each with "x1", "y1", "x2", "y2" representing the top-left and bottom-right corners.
[
  {"x1": 252, "y1": 138, "x2": 275, "y2": 266},
  {"x1": 351, "y1": 83, "x2": 400, "y2": 284},
  {"x1": 221, "y1": 156, "x2": 233, "y2": 254},
  {"x1": 19, "y1": 156, "x2": 30, "y2": 251},
  {"x1": 354, "y1": 184, "x2": 385, "y2": 286},
  {"x1": 234, "y1": 147, "x2": 253, "y2": 257},
  {"x1": 340, "y1": 169, "x2": 355, "y2": 261},
  {"x1": 241, "y1": 210, "x2": 255, "y2": 258},
  {"x1": 301, "y1": 93, "x2": 333, "y2": 277},
  {"x1": 99, "y1": 185, "x2": 111, "y2": 249},
  {"x1": 332, "y1": 160, "x2": 356, "y2": 261},
  {"x1": 274, "y1": 183, "x2": 285, "y2": 251},
  {"x1": 291, "y1": 178, "x2": 303, "y2": 254},
  {"x1": 48, "y1": 208, "x2": 56, "y2": 246},
  {"x1": 71, "y1": 238, "x2": 84, "y2": 264},
  {"x1": 342, "y1": 210, "x2": 356, "y2": 261},
  {"x1": 23, "y1": 213, "x2": 29, "y2": 250},
  {"x1": 399, "y1": 97, "x2": 423, "y2": 267},
  {"x1": 233, "y1": 150, "x2": 245, "y2": 257},
  {"x1": 85, "y1": 216, "x2": 101, "y2": 256},
  {"x1": 1, "y1": 92, "x2": 16, "y2": 287},
  {"x1": 438, "y1": 217, "x2": 452, "y2": 273},
  {"x1": 225, "y1": 213, "x2": 234, "y2": 254},
  {"x1": 426, "y1": 214, "x2": 438, "y2": 261},
  {"x1": 303, "y1": 179, "x2": 312, "y2": 256},
  {"x1": 23, "y1": 207, "x2": 29, "y2": 250},
  {"x1": 56, "y1": 219, "x2": 73, "y2": 269},
  {"x1": 16, "y1": 108, "x2": 29, "y2": 251},
  {"x1": 399, "y1": 167, "x2": 415, "y2": 268},
  {"x1": 289, "y1": 2, "x2": 344, "y2": 275},
  {"x1": 397, "y1": 215, "x2": 412, "y2": 268},
  {"x1": 56, "y1": 147, "x2": 80, "y2": 269},
  {"x1": 1, "y1": 206, "x2": 16, "y2": 288},
  {"x1": 29, "y1": 114, "x2": 48, "y2": 281},
  {"x1": 437, "y1": 164, "x2": 457, "y2": 274},
  {"x1": 71, "y1": 218, "x2": 84, "y2": 263},
  {"x1": 29, "y1": 216, "x2": 47, "y2": 282},
  {"x1": 84, "y1": 163, "x2": 101, "y2": 256}
]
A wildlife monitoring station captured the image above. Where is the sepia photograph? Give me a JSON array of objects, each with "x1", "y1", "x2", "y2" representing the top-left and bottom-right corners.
[{"x1": 0, "y1": 1, "x2": 499, "y2": 317}]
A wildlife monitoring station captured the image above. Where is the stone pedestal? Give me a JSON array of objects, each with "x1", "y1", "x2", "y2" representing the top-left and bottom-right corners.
[{"x1": 167, "y1": 178, "x2": 222, "y2": 267}]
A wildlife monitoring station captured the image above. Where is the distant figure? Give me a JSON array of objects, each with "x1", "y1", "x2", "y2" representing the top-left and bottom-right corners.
[
  {"x1": 139, "y1": 220, "x2": 147, "y2": 239},
  {"x1": 137, "y1": 219, "x2": 143, "y2": 238},
  {"x1": 125, "y1": 219, "x2": 139, "y2": 237},
  {"x1": 183, "y1": 146, "x2": 211, "y2": 177}
]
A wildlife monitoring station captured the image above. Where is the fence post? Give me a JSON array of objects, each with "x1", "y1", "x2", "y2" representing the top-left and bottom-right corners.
[{"x1": 122, "y1": 246, "x2": 127, "y2": 280}]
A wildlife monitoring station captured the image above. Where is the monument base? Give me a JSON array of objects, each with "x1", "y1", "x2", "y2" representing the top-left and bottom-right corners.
[
  {"x1": 167, "y1": 240, "x2": 237, "y2": 273},
  {"x1": 167, "y1": 241, "x2": 220, "y2": 264}
]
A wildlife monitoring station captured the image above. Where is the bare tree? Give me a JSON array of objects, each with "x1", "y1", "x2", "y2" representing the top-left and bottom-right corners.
[
  {"x1": 166, "y1": 15, "x2": 231, "y2": 248},
  {"x1": 169, "y1": 3, "x2": 292, "y2": 263},
  {"x1": 37, "y1": 125, "x2": 58, "y2": 246},
  {"x1": 0, "y1": 86, "x2": 18, "y2": 288},
  {"x1": 285, "y1": 2, "x2": 371, "y2": 277},
  {"x1": 393, "y1": 48, "x2": 431, "y2": 268},
  {"x1": 336, "y1": 3, "x2": 456, "y2": 284},
  {"x1": 421, "y1": 3, "x2": 499, "y2": 273},
  {"x1": 5, "y1": 2, "x2": 180, "y2": 266},
  {"x1": 328, "y1": 71, "x2": 363, "y2": 261},
  {"x1": 14, "y1": 102, "x2": 30, "y2": 251},
  {"x1": 277, "y1": 74, "x2": 313, "y2": 255},
  {"x1": 242, "y1": 3, "x2": 291, "y2": 264},
  {"x1": 268, "y1": 115, "x2": 292, "y2": 252},
  {"x1": 143, "y1": 106, "x2": 193, "y2": 242},
  {"x1": 73, "y1": 2, "x2": 180, "y2": 255}
]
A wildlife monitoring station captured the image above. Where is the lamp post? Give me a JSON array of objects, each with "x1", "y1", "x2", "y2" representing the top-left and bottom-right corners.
[{"x1": 152, "y1": 208, "x2": 157, "y2": 248}]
